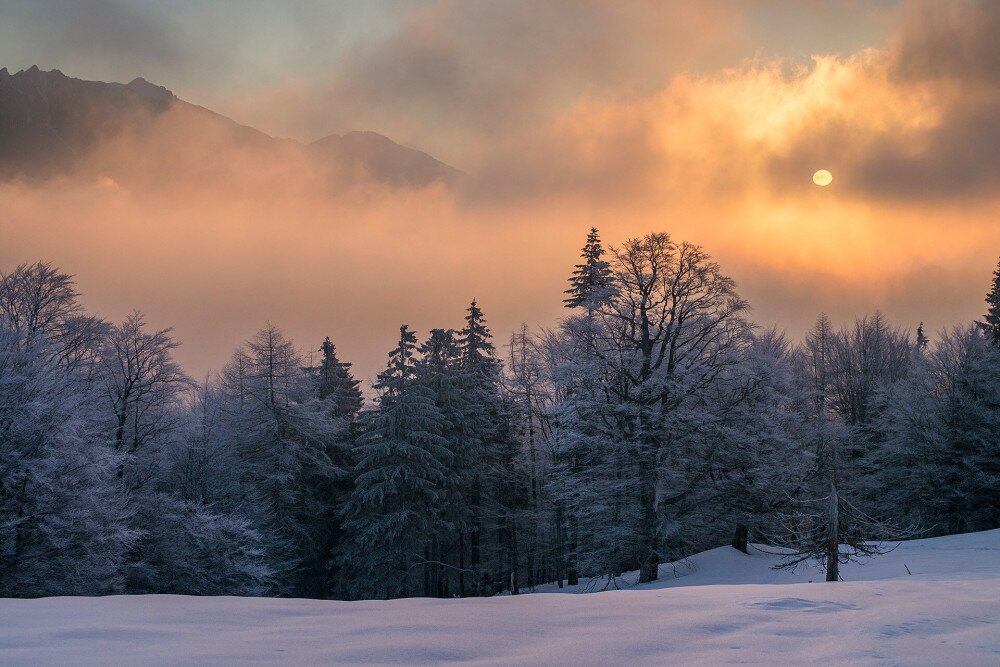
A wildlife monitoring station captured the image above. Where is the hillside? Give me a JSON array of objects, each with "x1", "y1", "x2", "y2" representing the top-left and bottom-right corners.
[
  {"x1": 1, "y1": 529, "x2": 998, "y2": 665},
  {"x1": 0, "y1": 66, "x2": 457, "y2": 188}
]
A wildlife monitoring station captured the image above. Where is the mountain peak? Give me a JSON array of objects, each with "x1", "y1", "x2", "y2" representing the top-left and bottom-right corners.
[
  {"x1": 126, "y1": 77, "x2": 174, "y2": 104},
  {"x1": 0, "y1": 68, "x2": 457, "y2": 189},
  {"x1": 310, "y1": 130, "x2": 459, "y2": 187}
]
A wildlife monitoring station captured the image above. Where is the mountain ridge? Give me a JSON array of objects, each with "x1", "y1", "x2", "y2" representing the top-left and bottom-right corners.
[{"x1": 0, "y1": 67, "x2": 458, "y2": 188}]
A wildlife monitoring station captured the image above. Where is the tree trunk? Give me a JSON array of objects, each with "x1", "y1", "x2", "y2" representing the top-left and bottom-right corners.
[
  {"x1": 458, "y1": 532, "x2": 466, "y2": 597},
  {"x1": 732, "y1": 523, "x2": 749, "y2": 554},
  {"x1": 510, "y1": 519, "x2": 519, "y2": 595},
  {"x1": 555, "y1": 504, "x2": 565, "y2": 588},
  {"x1": 637, "y1": 465, "x2": 659, "y2": 583},
  {"x1": 470, "y1": 484, "x2": 481, "y2": 575},
  {"x1": 115, "y1": 409, "x2": 128, "y2": 479},
  {"x1": 826, "y1": 484, "x2": 839, "y2": 582},
  {"x1": 423, "y1": 542, "x2": 431, "y2": 597},
  {"x1": 567, "y1": 512, "x2": 579, "y2": 586}
]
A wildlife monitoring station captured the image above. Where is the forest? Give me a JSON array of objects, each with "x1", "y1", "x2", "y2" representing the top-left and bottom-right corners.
[{"x1": 2, "y1": 229, "x2": 998, "y2": 599}]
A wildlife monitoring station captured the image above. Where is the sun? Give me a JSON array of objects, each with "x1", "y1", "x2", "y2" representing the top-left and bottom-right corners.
[{"x1": 813, "y1": 169, "x2": 833, "y2": 186}]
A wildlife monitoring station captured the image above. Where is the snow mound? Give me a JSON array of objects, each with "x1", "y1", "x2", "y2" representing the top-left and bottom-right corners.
[
  {"x1": 530, "y1": 528, "x2": 1000, "y2": 593},
  {"x1": 1, "y1": 529, "x2": 999, "y2": 666}
]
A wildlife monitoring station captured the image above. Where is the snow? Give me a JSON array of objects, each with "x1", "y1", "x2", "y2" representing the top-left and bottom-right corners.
[
  {"x1": 2, "y1": 530, "x2": 999, "y2": 666},
  {"x1": 531, "y1": 528, "x2": 1000, "y2": 593}
]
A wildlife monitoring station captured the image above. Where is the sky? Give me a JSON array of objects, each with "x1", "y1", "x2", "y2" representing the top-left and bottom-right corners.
[{"x1": 1, "y1": 0, "x2": 999, "y2": 383}]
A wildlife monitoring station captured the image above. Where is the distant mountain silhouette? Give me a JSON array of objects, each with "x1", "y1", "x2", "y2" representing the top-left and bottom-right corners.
[
  {"x1": 310, "y1": 131, "x2": 459, "y2": 188},
  {"x1": 0, "y1": 66, "x2": 458, "y2": 188}
]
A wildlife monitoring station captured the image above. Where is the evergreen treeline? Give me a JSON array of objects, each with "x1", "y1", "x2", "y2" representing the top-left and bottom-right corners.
[{"x1": 2, "y1": 234, "x2": 998, "y2": 597}]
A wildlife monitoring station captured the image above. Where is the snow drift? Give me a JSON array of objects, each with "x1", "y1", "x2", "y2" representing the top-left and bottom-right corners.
[{"x1": 2, "y1": 529, "x2": 999, "y2": 665}]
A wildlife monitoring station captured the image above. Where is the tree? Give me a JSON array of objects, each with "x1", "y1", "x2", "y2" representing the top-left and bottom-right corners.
[
  {"x1": 416, "y1": 327, "x2": 476, "y2": 596},
  {"x1": 982, "y1": 258, "x2": 1000, "y2": 346},
  {"x1": 768, "y1": 315, "x2": 913, "y2": 581},
  {"x1": 96, "y1": 312, "x2": 280, "y2": 595},
  {"x1": 0, "y1": 261, "x2": 81, "y2": 346},
  {"x1": 503, "y1": 324, "x2": 558, "y2": 591},
  {"x1": 704, "y1": 329, "x2": 810, "y2": 554},
  {"x1": 916, "y1": 322, "x2": 929, "y2": 351},
  {"x1": 317, "y1": 336, "x2": 363, "y2": 421},
  {"x1": 0, "y1": 270, "x2": 135, "y2": 597},
  {"x1": 339, "y1": 326, "x2": 451, "y2": 599},
  {"x1": 100, "y1": 312, "x2": 191, "y2": 489},
  {"x1": 563, "y1": 227, "x2": 614, "y2": 310},
  {"x1": 220, "y1": 324, "x2": 344, "y2": 595},
  {"x1": 552, "y1": 233, "x2": 753, "y2": 583},
  {"x1": 877, "y1": 326, "x2": 1000, "y2": 534},
  {"x1": 146, "y1": 381, "x2": 279, "y2": 596},
  {"x1": 456, "y1": 300, "x2": 506, "y2": 592}
]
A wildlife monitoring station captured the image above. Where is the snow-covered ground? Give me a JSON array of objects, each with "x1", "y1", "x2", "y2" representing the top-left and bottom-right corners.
[
  {"x1": 2, "y1": 530, "x2": 999, "y2": 666},
  {"x1": 531, "y1": 528, "x2": 1000, "y2": 593}
]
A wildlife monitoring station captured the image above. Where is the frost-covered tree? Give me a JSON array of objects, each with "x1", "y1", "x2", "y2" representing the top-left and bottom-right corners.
[
  {"x1": 0, "y1": 328, "x2": 136, "y2": 596},
  {"x1": 316, "y1": 336, "x2": 363, "y2": 421},
  {"x1": 877, "y1": 326, "x2": 1000, "y2": 533},
  {"x1": 220, "y1": 325, "x2": 346, "y2": 595},
  {"x1": 147, "y1": 382, "x2": 277, "y2": 596},
  {"x1": 704, "y1": 329, "x2": 810, "y2": 553},
  {"x1": 0, "y1": 261, "x2": 81, "y2": 346},
  {"x1": 551, "y1": 233, "x2": 753, "y2": 583},
  {"x1": 982, "y1": 258, "x2": 1000, "y2": 346},
  {"x1": 827, "y1": 313, "x2": 911, "y2": 428},
  {"x1": 100, "y1": 312, "x2": 191, "y2": 489},
  {"x1": 769, "y1": 315, "x2": 914, "y2": 582},
  {"x1": 126, "y1": 492, "x2": 276, "y2": 596},
  {"x1": 455, "y1": 300, "x2": 507, "y2": 590},
  {"x1": 340, "y1": 325, "x2": 451, "y2": 599},
  {"x1": 564, "y1": 227, "x2": 614, "y2": 310},
  {"x1": 503, "y1": 324, "x2": 558, "y2": 591},
  {"x1": 0, "y1": 266, "x2": 135, "y2": 597},
  {"x1": 415, "y1": 327, "x2": 477, "y2": 596}
]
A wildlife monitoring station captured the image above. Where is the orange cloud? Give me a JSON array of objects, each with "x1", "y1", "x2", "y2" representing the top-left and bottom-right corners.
[{"x1": 3, "y1": 1, "x2": 999, "y2": 382}]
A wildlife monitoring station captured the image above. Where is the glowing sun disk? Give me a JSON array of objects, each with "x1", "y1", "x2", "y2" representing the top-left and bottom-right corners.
[{"x1": 813, "y1": 169, "x2": 833, "y2": 186}]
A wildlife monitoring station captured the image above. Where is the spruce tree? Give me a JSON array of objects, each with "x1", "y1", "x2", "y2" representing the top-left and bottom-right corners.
[
  {"x1": 916, "y1": 322, "x2": 929, "y2": 351},
  {"x1": 340, "y1": 325, "x2": 451, "y2": 599},
  {"x1": 563, "y1": 227, "x2": 614, "y2": 310},
  {"x1": 417, "y1": 328, "x2": 478, "y2": 596},
  {"x1": 317, "y1": 336, "x2": 363, "y2": 421},
  {"x1": 459, "y1": 299, "x2": 499, "y2": 378},
  {"x1": 457, "y1": 300, "x2": 507, "y2": 593},
  {"x1": 220, "y1": 325, "x2": 342, "y2": 595},
  {"x1": 982, "y1": 258, "x2": 1000, "y2": 346}
]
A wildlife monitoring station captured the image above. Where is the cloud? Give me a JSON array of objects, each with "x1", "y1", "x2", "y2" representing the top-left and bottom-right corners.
[
  {"x1": 0, "y1": 0, "x2": 181, "y2": 75},
  {"x1": 1, "y1": 0, "x2": 998, "y2": 383},
  {"x1": 263, "y1": 0, "x2": 748, "y2": 156},
  {"x1": 765, "y1": 0, "x2": 1000, "y2": 201},
  {"x1": 892, "y1": 0, "x2": 1000, "y2": 84}
]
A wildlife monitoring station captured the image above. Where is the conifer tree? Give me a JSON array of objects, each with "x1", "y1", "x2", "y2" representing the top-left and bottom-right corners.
[
  {"x1": 340, "y1": 326, "x2": 451, "y2": 599},
  {"x1": 878, "y1": 325, "x2": 1000, "y2": 533},
  {"x1": 220, "y1": 325, "x2": 343, "y2": 595},
  {"x1": 457, "y1": 300, "x2": 511, "y2": 593},
  {"x1": 563, "y1": 227, "x2": 614, "y2": 310},
  {"x1": 459, "y1": 299, "x2": 499, "y2": 378},
  {"x1": 982, "y1": 258, "x2": 1000, "y2": 346},
  {"x1": 317, "y1": 336, "x2": 363, "y2": 421},
  {"x1": 416, "y1": 328, "x2": 477, "y2": 596},
  {"x1": 916, "y1": 322, "x2": 929, "y2": 351}
]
